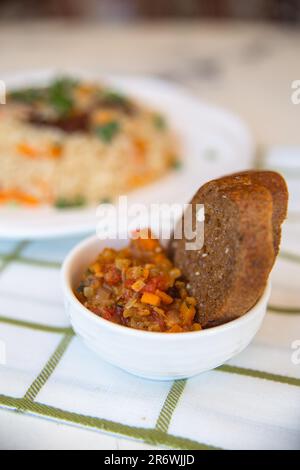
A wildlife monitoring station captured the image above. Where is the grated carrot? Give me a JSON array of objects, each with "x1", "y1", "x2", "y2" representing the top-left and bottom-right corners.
[
  {"x1": 17, "y1": 143, "x2": 40, "y2": 159},
  {"x1": 0, "y1": 189, "x2": 39, "y2": 206}
]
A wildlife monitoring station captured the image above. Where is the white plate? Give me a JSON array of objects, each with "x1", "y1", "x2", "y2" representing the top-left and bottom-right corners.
[{"x1": 0, "y1": 69, "x2": 254, "y2": 239}]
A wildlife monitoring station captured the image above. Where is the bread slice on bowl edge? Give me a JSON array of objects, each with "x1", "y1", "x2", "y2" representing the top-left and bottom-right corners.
[{"x1": 169, "y1": 171, "x2": 288, "y2": 328}]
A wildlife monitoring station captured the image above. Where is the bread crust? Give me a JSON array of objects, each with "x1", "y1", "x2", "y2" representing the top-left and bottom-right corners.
[
  {"x1": 170, "y1": 171, "x2": 288, "y2": 327},
  {"x1": 214, "y1": 170, "x2": 288, "y2": 256}
]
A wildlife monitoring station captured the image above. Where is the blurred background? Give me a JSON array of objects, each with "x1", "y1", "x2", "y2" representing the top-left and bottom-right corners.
[
  {"x1": 0, "y1": 0, "x2": 299, "y2": 23},
  {"x1": 0, "y1": 0, "x2": 299, "y2": 147}
]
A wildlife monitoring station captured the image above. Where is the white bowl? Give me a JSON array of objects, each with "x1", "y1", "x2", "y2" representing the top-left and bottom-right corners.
[{"x1": 62, "y1": 235, "x2": 271, "y2": 381}]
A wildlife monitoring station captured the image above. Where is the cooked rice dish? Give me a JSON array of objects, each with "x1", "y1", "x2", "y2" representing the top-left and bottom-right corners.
[{"x1": 0, "y1": 77, "x2": 178, "y2": 208}]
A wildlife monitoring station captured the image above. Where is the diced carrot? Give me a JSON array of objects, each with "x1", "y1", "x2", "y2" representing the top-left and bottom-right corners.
[
  {"x1": 192, "y1": 323, "x2": 202, "y2": 331},
  {"x1": 134, "y1": 138, "x2": 147, "y2": 163},
  {"x1": 128, "y1": 175, "x2": 148, "y2": 188},
  {"x1": 90, "y1": 262, "x2": 102, "y2": 274},
  {"x1": 18, "y1": 193, "x2": 39, "y2": 206},
  {"x1": 141, "y1": 292, "x2": 161, "y2": 307},
  {"x1": 134, "y1": 137, "x2": 147, "y2": 154},
  {"x1": 145, "y1": 263, "x2": 155, "y2": 270},
  {"x1": 156, "y1": 290, "x2": 173, "y2": 305},
  {"x1": 180, "y1": 302, "x2": 196, "y2": 325},
  {"x1": 17, "y1": 143, "x2": 40, "y2": 158},
  {"x1": 138, "y1": 238, "x2": 159, "y2": 251},
  {"x1": 186, "y1": 297, "x2": 197, "y2": 306},
  {"x1": 168, "y1": 325, "x2": 183, "y2": 333},
  {"x1": 154, "y1": 254, "x2": 167, "y2": 264},
  {"x1": 132, "y1": 228, "x2": 160, "y2": 251},
  {"x1": 76, "y1": 84, "x2": 95, "y2": 96},
  {"x1": 50, "y1": 144, "x2": 62, "y2": 159},
  {"x1": 93, "y1": 110, "x2": 115, "y2": 125},
  {"x1": 142, "y1": 268, "x2": 150, "y2": 280}
]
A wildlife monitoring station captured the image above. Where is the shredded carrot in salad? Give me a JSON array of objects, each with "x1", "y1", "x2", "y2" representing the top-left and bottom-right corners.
[
  {"x1": 17, "y1": 142, "x2": 63, "y2": 160},
  {"x1": 17, "y1": 143, "x2": 40, "y2": 159},
  {"x1": 0, "y1": 189, "x2": 39, "y2": 206}
]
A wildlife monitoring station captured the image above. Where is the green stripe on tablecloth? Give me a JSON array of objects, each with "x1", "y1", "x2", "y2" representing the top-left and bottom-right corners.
[
  {"x1": 1, "y1": 312, "x2": 300, "y2": 387},
  {"x1": 155, "y1": 380, "x2": 187, "y2": 433},
  {"x1": 0, "y1": 254, "x2": 61, "y2": 269},
  {"x1": 0, "y1": 237, "x2": 298, "y2": 446},
  {"x1": 0, "y1": 239, "x2": 61, "y2": 270},
  {"x1": 280, "y1": 250, "x2": 300, "y2": 264},
  {"x1": 0, "y1": 395, "x2": 219, "y2": 450},
  {"x1": 218, "y1": 365, "x2": 300, "y2": 387},
  {"x1": 268, "y1": 305, "x2": 300, "y2": 314},
  {"x1": 156, "y1": 366, "x2": 300, "y2": 436},
  {"x1": 23, "y1": 333, "x2": 74, "y2": 403},
  {"x1": 0, "y1": 241, "x2": 29, "y2": 274},
  {"x1": 6, "y1": 255, "x2": 61, "y2": 269},
  {"x1": 0, "y1": 315, "x2": 73, "y2": 334}
]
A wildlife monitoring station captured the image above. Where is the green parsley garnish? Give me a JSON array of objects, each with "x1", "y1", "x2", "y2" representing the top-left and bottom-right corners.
[
  {"x1": 54, "y1": 195, "x2": 86, "y2": 209},
  {"x1": 95, "y1": 121, "x2": 120, "y2": 143},
  {"x1": 153, "y1": 113, "x2": 167, "y2": 131},
  {"x1": 102, "y1": 90, "x2": 128, "y2": 105},
  {"x1": 9, "y1": 88, "x2": 46, "y2": 104},
  {"x1": 171, "y1": 159, "x2": 183, "y2": 170},
  {"x1": 9, "y1": 77, "x2": 78, "y2": 114},
  {"x1": 47, "y1": 77, "x2": 78, "y2": 116}
]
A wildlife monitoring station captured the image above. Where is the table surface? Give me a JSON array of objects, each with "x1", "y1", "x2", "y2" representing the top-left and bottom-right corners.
[{"x1": 0, "y1": 19, "x2": 299, "y2": 450}]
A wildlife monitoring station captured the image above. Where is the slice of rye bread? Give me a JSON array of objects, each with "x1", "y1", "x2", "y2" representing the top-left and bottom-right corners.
[
  {"x1": 169, "y1": 171, "x2": 288, "y2": 327},
  {"x1": 210, "y1": 171, "x2": 288, "y2": 257}
]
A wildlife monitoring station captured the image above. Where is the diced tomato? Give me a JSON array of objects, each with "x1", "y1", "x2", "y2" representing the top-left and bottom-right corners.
[
  {"x1": 124, "y1": 279, "x2": 135, "y2": 289},
  {"x1": 143, "y1": 276, "x2": 168, "y2": 293},
  {"x1": 89, "y1": 306, "x2": 102, "y2": 317},
  {"x1": 101, "y1": 307, "x2": 117, "y2": 322},
  {"x1": 104, "y1": 266, "x2": 121, "y2": 286}
]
